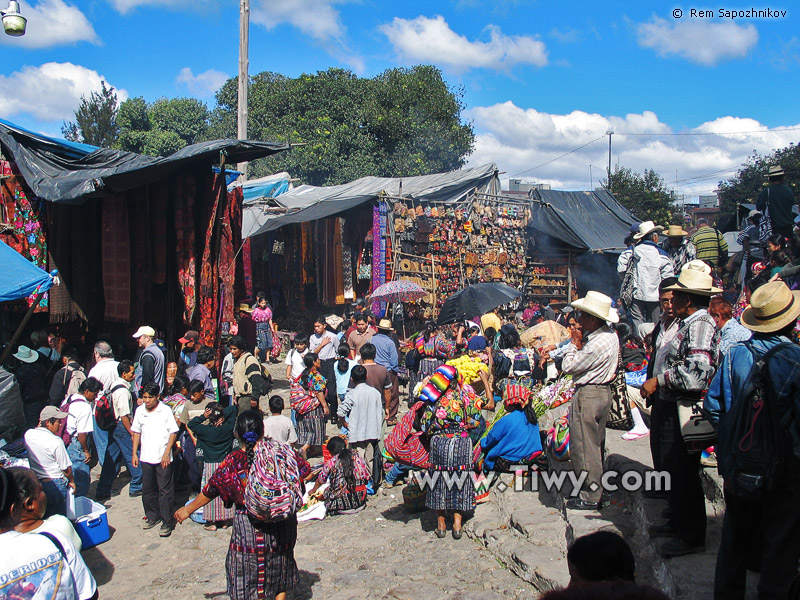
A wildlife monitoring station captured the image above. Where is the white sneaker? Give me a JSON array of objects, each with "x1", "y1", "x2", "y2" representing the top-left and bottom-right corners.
[{"x1": 622, "y1": 429, "x2": 650, "y2": 441}]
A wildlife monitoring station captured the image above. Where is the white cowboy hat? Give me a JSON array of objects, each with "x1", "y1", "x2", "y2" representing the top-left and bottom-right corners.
[
  {"x1": 681, "y1": 259, "x2": 712, "y2": 276},
  {"x1": 13, "y1": 345, "x2": 38, "y2": 363},
  {"x1": 664, "y1": 265, "x2": 722, "y2": 296},
  {"x1": 741, "y1": 281, "x2": 800, "y2": 333},
  {"x1": 633, "y1": 220, "x2": 664, "y2": 241},
  {"x1": 571, "y1": 291, "x2": 619, "y2": 323}
]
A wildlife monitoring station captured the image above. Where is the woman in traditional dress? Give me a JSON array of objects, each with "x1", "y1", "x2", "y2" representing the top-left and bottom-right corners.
[
  {"x1": 292, "y1": 352, "x2": 329, "y2": 458},
  {"x1": 188, "y1": 402, "x2": 237, "y2": 530},
  {"x1": 252, "y1": 296, "x2": 277, "y2": 365},
  {"x1": 411, "y1": 321, "x2": 456, "y2": 392},
  {"x1": 175, "y1": 410, "x2": 301, "y2": 600},
  {"x1": 418, "y1": 364, "x2": 483, "y2": 539},
  {"x1": 307, "y1": 436, "x2": 371, "y2": 515}
]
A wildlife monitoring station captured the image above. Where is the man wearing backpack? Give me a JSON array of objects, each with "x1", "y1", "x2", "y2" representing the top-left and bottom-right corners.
[
  {"x1": 705, "y1": 280, "x2": 800, "y2": 599},
  {"x1": 49, "y1": 347, "x2": 86, "y2": 406},
  {"x1": 87, "y1": 341, "x2": 119, "y2": 468},
  {"x1": 229, "y1": 335, "x2": 265, "y2": 413}
]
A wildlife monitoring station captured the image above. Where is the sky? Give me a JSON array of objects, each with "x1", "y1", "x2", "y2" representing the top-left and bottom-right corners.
[{"x1": 1, "y1": 0, "x2": 799, "y2": 198}]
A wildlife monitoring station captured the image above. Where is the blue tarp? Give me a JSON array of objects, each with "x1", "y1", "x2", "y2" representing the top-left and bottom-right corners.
[{"x1": 0, "y1": 240, "x2": 54, "y2": 302}]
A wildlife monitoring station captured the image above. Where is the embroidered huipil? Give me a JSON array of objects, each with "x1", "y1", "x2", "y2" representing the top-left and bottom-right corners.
[{"x1": 656, "y1": 309, "x2": 720, "y2": 400}]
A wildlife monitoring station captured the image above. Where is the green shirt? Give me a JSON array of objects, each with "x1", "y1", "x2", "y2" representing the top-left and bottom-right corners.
[{"x1": 691, "y1": 226, "x2": 728, "y2": 267}]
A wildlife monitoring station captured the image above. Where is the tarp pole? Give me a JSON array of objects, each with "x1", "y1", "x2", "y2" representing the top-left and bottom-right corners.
[{"x1": 0, "y1": 290, "x2": 45, "y2": 366}]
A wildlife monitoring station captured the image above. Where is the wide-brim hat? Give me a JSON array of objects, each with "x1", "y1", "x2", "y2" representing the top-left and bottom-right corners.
[
  {"x1": 741, "y1": 281, "x2": 800, "y2": 333},
  {"x1": 768, "y1": 165, "x2": 784, "y2": 178},
  {"x1": 325, "y1": 314, "x2": 344, "y2": 330},
  {"x1": 13, "y1": 345, "x2": 38, "y2": 363},
  {"x1": 377, "y1": 318, "x2": 394, "y2": 331},
  {"x1": 666, "y1": 224, "x2": 688, "y2": 237},
  {"x1": 664, "y1": 266, "x2": 722, "y2": 296},
  {"x1": 238, "y1": 303, "x2": 253, "y2": 313},
  {"x1": 633, "y1": 220, "x2": 664, "y2": 241},
  {"x1": 571, "y1": 291, "x2": 619, "y2": 323}
]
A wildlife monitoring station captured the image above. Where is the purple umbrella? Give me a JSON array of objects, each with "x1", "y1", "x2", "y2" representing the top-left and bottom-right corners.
[{"x1": 370, "y1": 280, "x2": 427, "y2": 303}]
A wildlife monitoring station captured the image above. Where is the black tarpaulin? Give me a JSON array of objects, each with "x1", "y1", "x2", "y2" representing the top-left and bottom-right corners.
[
  {"x1": 0, "y1": 118, "x2": 288, "y2": 203},
  {"x1": 527, "y1": 189, "x2": 638, "y2": 254}
]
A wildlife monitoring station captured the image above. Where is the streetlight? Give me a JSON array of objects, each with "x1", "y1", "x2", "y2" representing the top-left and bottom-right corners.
[{"x1": 2, "y1": 0, "x2": 26, "y2": 36}]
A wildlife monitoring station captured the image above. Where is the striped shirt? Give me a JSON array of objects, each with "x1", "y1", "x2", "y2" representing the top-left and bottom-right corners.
[
  {"x1": 561, "y1": 325, "x2": 619, "y2": 386},
  {"x1": 691, "y1": 226, "x2": 728, "y2": 267}
]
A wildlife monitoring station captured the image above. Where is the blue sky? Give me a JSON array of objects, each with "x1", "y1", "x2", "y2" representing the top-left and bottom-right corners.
[{"x1": 1, "y1": 0, "x2": 798, "y2": 196}]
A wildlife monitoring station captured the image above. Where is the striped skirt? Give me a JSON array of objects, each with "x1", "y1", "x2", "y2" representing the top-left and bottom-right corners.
[
  {"x1": 425, "y1": 434, "x2": 476, "y2": 512},
  {"x1": 202, "y1": 461, "x2": 236, "y2": 523},
  {"x1": 226, "y1": 511, "x2": 298, "y2": 600},
  {"x1": 296, "y1": 405, "x2": 325, "y2": 447}
]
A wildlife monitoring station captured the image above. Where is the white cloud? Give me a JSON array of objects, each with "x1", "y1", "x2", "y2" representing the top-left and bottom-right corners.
[
  {"x1": 635, "y1": 17, "x2": 758, "y2": 65},
  {"x1": 380, "y1": 15, "x2": 547, "y2": 73},
  {"x1": 0, "y1": 62, "x2": 127, "y2": 122},
  {"x1": 0, "y1": 0, "x2": 99, "y2": 48},
  {"x1": 465, "y1": 101, "x2": 799, "y2": 197},
  {"x1": 176, "y1": 67, "x2": 229, "y2": 98},
  {"x1": 106, "y1": 0, "x2": 203, "y2": 14}
]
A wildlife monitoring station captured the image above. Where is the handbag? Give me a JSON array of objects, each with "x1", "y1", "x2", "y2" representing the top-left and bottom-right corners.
[
  {"x1": 677, "y1": 395, "x2": 716, "y2": 452},
  {"x1": 290, "y1": 375, "x2": 320, "y2": 415},
  {"x1": 620, "y1": 249, "x2": 640, "y2": 308},
  {"x1": 606, "y1": 350, "x2": 633, "y2": 430}
]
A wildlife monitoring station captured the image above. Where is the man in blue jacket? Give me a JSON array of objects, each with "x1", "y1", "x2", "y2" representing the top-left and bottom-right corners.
[{"x1": 705, "y1": 280, "x2": 800, "y2": 600}]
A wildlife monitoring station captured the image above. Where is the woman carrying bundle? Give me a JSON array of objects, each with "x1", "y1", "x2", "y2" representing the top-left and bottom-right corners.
[
  {"x1": 307, "y1": 436, "x2": 371, "y2": 515},
  {"x1": 176, "y1": 410, "x2": 301, "y2": 600},
  {"x1": 410, "y1": 321, "x2": 456, "y2": 392},
  {"x1": 291, "y1": 353, "x2": 330, "y2": 458}
]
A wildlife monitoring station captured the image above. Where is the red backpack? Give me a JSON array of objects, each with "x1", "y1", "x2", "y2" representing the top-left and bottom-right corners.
[{"x1": 94, "y1": 384, "x2": 125, "y2": 431}]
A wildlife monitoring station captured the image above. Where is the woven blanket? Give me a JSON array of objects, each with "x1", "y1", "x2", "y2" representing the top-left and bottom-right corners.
[{"x1": 101, "y1": 195, "x2": 130, "y2": 322}]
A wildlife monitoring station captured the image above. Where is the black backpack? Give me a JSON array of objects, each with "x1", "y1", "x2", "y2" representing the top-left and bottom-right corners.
[
  {"x1": 716, "y1": 341, "x2": 793, "y2": 501},
  {"x1": 493, "y1": 350, "x2": 512, "y2": 380}
]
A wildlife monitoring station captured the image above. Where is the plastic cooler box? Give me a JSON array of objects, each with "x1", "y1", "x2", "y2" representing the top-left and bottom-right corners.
[{"x1": 71, "y1": 497, "x2": 110, "y2": 549}]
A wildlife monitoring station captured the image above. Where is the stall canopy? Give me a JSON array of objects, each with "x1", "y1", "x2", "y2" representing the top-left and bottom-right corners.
[
  {"x1": 0, "y1": 118, "x2": 288, "y2": 203},
  {"x1": 243, "y1": 163, "x2": 499, "y2": 237},
  {"x1": 527, "y1": 189, "x2": 638, "y2": 253},
  {"x1": 231, "y1": 171, "x2": 292, "y2": 204},
  {"x1": 0, "y1": 239, "x2": 55, "y2": 302}
]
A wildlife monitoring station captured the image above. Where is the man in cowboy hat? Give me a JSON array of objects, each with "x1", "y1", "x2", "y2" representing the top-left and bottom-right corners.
[
  {"x1": 371, "y1": 318, "x2": 400, "y2": 425},
  {"x1": 661, "y1": 224, "x2": 696, "y2": 274},
  {"x1": 617, "y1": 220, "x2": 675, "y2": 331},
  {"x1": 757, "y1": 164, "x2": 797, "y2": 256},
  {"x1": 641, "y1": 261, "x2": 722, "y2": 557},
  {"x1": 737, "y1": 209, "x2": 766, "y2": 281},
  {"x1": 705, "y1": 280, "x2": 800, "y2": 598},
  {"x1": 560, "y1": 291, "x2": 620, "y2": 510}
]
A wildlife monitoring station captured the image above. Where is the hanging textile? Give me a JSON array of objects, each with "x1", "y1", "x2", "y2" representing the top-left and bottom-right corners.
[
  {"x1": 301, "y1": 222, "x2": 314, "y2": 285},
  {"x1": 175, "y1": 173, "x2": 198, "y2": 325},
  {"x1": 342, "y1": 242, "x2": 354, "y2": 301},
  {"x1": 371, "y1": 204, "x2": 387, "y2": 317},
  {"x1": 101, "y1": 194, "x2": 131, "y2": 323},
  {"x1": 242, "y1": 237, "x2": 253, "y2": 299},
  {"x1": 128, "y1": 186, "x2": 151, "y2": 325},
  {"x1": 151, "y1": 185, "x2": 168, "y2": 285},
  {"x1": 199, "y1": 174, "x2": 224, "y2": 347},
  {"x1": 220, "y1": 185, "x2": 242, "y2": 328},
  {"x1": 334, "y1": 218, "x2": 345, "y2": 305}
]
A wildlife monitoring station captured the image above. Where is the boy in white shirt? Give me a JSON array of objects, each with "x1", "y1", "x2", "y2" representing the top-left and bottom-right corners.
[
  {"x1": 23, "y1": 406, "x2": 75, "y2": 518},
  {"x1": 63, "y1": 377, "x2": 101, "y2": 497},
  {"x1": 262, "y1": 396, "x2": 297, "y2": 445},
  {"x1": 284, "y1": 334, "x2": 309, "y2": 381},
  {"x1": 131, "y1": 382, "x2": 179, "y2": 537}
]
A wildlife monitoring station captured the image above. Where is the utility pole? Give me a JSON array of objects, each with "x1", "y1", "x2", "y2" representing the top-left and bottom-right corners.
[
  {"x1": 605, "y1": 130, "x2": 614, "y2": 193},
  {"x1": 237, "y1": 0, "x2": 249, "y2": 181}
]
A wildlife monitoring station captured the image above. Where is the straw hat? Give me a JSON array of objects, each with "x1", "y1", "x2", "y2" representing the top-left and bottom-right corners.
[
  {"x1": 238, "y1": 303, "x2": 253, "y2": 314},
  {"x1": 13, "y1": 345, "x2": 38, "y2": 363},
  {"x1": 768, "y1": 165, "x2": 785, "y2": 178},
  {"x1": 665, "y1": 224, "x2": 688, "y2": 237},
  {"x1": 633, "y1": 220, "x2": 664, "y2": 241},
  {"x1": 681, "y1": 259, "x2": 712, "y2": 276},
  {"x1": 740, "y1": 281, "x2": 800, "y2": 333},
  {"x1": 664, "y1": 265, "x2": 722, "y2": 296},
  {"x1": 325, "y1": 314, "x2": 344, "y2": 329},
  {"x1": 571, "y1": 291, "x2": 619, "y2": 323},
  {"x1": 377, "y1": 318, "x2": 394, "y2": 331}
]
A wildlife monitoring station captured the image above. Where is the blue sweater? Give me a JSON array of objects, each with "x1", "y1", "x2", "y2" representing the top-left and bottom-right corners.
[{"x1": 480, "y1": 410, "x2": 542, "y2": 470}]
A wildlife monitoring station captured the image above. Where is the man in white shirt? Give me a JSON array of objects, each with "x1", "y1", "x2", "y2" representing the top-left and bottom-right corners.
[
  {"x1": 23, "y1": 406, "x2": 76, "y2": 518},
  {"x1": 96, "y1": 360, "x2": 142, "y2": 500},
  {"x1": 284, "y1": 334, "x2": 309, "y2": 381},
  {"x1": 0, "y1": 466, "x2": 98, "y2": 600},
  {"x1": 87, "y1": 340, "x2": 119, "y2": 468},
  {"x1": 63, "y1": 378, "x2": 100, "y2": 497},
  {"x1": 131, "y1": 382, "x2": 179, "y2": 537}
]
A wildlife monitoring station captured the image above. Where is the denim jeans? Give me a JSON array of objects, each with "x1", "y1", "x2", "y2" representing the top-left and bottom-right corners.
[
  {"x1": 67, "y1": 440, "x2": 91, "y2": 497},
  {"x1": 42, "y1": 477, "x2": 68, "y2": 518},
  {"x1": 385, "y1": 463, "x2": 411, "y2": 485},
  {"x1": 93, "y1": 419, "x2": 109, "y2": 468},
  {"x1": 97, "y1": 423, "x2": 142, "y2": 497}
]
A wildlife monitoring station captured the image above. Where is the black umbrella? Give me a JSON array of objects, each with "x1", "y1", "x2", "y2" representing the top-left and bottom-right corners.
[{"x1": 436, "y1": 282, "x2": 522, "y2": 325}]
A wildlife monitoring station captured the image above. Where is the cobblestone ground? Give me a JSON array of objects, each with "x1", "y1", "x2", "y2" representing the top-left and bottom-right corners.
[{"x1": 82, "y1": 362, "x2": 535, "y2": 599}]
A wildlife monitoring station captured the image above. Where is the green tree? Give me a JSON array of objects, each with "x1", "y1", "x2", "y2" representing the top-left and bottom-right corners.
[
  {"x1": 603, "y1": 166, "x2": 674, "y2": 225},
  {"x1": 717, "y1": 143, "x2": 800, "y2": 230},
  {"x1": 117, "y1": 96, "x2": 210, "y2": 157},
  {"x1": 61, "y1": 81, "x2": 119, "y2": 148},
  {"x1": 207, "y1": 66, "x2": 475, "y2": 185}
]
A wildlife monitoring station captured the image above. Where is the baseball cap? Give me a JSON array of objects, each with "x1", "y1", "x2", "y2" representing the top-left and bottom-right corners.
[
  {"x1": 40, "y1": 406, "x2": 68, "y2": 421},
  {"x1": 132, "y1": 325, "x2": 156, "y2": 339},
  {"x1": 179, "y1": 330, "x2": 200, "y2": 344}
]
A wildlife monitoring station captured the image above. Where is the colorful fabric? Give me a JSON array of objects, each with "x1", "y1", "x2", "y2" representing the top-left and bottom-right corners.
[
  {"x1": 242, "y1": 237, "x2": 253, "y2": 298},
  {"x1": 504, "y1": 383, "x2": 531, "y2": 407},
  {"x1": 420, "y1": 364, "x2": 459, "y2": 404},
  {"x1": 318, "y1": 451, "x2": 370, "y2": 514},
  {"x1": 175, "y1": 174, "x2": 198, "y2": 325},
  {"x1": 296, "y1": 405, "x2": 325, "y2": 446},
  {"x1": 425, "y1": 434, "x2": 475, "y2": 511},
  {"x1": 658, "y1": 309, "x2": 720, "y2": 398},
  {"x1": 202, "y1": 460, "x2": 236, "y2": 522},
  {"x1": 385, "y1": 401, "x2": 431, "y2": 468},
  {"x1": 252, "y1": 307, "x2": 272, "y2": 323},
  {"x1": 244, "y1": 439, "x2": 304, "y2": 523},
  {"x1": 420, "y1": 383, "x2": 483, "y2": 435},
  {"x1": 101, "y1": 195, "x2": 131, "y2": 322}
]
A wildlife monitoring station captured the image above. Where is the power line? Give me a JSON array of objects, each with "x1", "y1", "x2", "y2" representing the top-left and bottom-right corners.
[{"x1": 510, "y1": 135, "x2": 606, "y2": 178}]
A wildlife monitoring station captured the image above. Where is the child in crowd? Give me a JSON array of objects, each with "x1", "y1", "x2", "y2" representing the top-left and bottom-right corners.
[
  {"x1": 131, "y1": 382, "x2": 179, "y2": 537},
  {"x1": 164, "y1": 375, "x2": 199, "y2": 492},
  {"x1": 308, "y1": 436, "x2": 371, "y2": 515},
  {"x1": 334, "y1": 343, "x2": 357, "y2": 434},
  {"x1": 263, "y1": 395, "x2": 298, "y2": 445},
  {"x1": 188, "y1": 401, "x2": 237, "y2": 531},
  {"x1": 284, "y1": 334, "x2": 309, "y2": 381}
]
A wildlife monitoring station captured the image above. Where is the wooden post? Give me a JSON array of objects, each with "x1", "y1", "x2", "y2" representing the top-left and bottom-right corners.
[
  {"x1": 0, "y1": 290, "x2": 45, "y2": 366},
  {"x1": 237, "y1": 0, "x2": 249, "y2": 179}
]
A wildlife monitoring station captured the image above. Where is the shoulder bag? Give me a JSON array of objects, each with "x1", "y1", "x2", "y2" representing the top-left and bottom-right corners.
[
  {"x1": 620, "y1": 249, "x2": 640, "y2": 309},
  {"x1": 606, "y1": 350, "x2": 633, "y2": 430}
]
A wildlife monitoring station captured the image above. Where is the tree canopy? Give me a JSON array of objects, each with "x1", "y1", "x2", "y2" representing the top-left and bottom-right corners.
[
  {"x1": 61, "y1": 81, "x2": 119, "y2": 148},
  {"x1": 207, "y1": 65, "x2": 475, "y2": 185},
  {"x1": 117, "y1": 96, "x2": 210, "y2": 156},
  {"x1": 603, "y1": 166, "x2": 675, "y2": 226}
]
